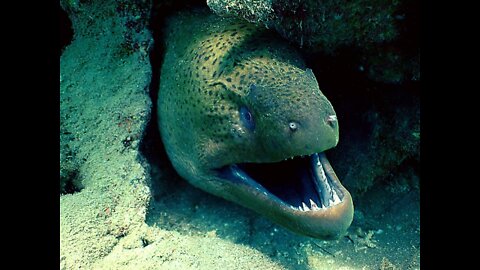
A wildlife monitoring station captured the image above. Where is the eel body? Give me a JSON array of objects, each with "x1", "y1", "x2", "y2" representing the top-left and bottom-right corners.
[{"x1": 158, "y1": 10, "x2": 353, "y2": 239}]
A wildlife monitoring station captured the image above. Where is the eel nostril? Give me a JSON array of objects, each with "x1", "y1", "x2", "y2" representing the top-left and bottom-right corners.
[
  {"x1": 326, "y1": 115, "x2": 337, "y2": 128},
  {"x1": 289, "y1": 121, "x2": 298, "y2": 132}
]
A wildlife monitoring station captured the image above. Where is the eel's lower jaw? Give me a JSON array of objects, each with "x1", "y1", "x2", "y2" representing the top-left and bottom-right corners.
[{"x1": 216, "y1": 152, "x2": 354, "y2": 239}]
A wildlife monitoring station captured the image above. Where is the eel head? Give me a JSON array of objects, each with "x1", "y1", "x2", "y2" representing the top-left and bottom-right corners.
[{"x1": 189, "y1": 69, "x2": 354, "y2": 239}]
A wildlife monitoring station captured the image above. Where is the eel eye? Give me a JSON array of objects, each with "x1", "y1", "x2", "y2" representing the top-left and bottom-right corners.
[
  {"x1": 289, "y1": 122, "x2": 298, "y2": 131},
  {"x1": 240, "y1": 106, "x2": 255, "y2": 131}
]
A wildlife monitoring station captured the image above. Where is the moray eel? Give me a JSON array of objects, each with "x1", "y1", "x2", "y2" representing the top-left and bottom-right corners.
[{"x1": 157, "y1": 10, "x2": 353, "y2": 239}]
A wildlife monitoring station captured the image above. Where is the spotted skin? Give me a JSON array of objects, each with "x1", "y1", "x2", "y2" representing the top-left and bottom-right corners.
[{"x1": 158, "y1": 10, "x2": 353, "y2": 239}]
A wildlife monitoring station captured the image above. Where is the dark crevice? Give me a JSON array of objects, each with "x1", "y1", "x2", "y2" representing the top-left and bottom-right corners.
[
  {"x1": 139, "y1": 0, "x2": 208, "y2": 201},
  {"x1": 60, "y1": 169, "x2": 83, "y2": 195},
  {"x1": 141, "y1": 237, "x2": 151, "y2": 247},
  {"x1": 303, "y1": 31, "x2": 420, "y2": 198},
  {"x1": 59, "y1": 4, "x2": 73, "y2": 55},
  {"x1": 382, "y1": 156, "x2": 420, "y2": 187}
]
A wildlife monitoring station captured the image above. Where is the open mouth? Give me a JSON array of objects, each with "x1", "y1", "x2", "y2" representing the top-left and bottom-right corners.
[{"x1": 217, "y1": 152, "x2": 345, "y2": 212}]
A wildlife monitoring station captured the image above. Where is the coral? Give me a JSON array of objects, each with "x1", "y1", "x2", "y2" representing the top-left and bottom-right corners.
[{"x1": 346, "y1": 227, "x2": 378, "y2": 252}]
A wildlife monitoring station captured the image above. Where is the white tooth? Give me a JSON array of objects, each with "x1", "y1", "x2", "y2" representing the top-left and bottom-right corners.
[
  {"x1": 320, "y1": 166, "x2": 327, "y2": 180},
  {"x1": 302, "y1": 202, "x2": 310, "y2": 211},
  {"x1": 315, "y1": 158, "x2": 327, "y2": 180},
  {"x1": 327, "y1": 115, "x2": 337, "y2": 122},
  {"x1": 332, "y1": 190, "x2": 341, "y2": 204},
  {"x1": 309, "y1": 199, "x2": 318, "y2": 210},
  {"x1": 298, "y1": 206, "x2": 303, "y2": 211},
  {"x1": 329, "y1": 198, "x2": 334, "y2": 205}
]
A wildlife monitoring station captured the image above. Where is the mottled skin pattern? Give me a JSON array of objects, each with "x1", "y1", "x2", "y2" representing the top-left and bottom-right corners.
[{"x1": 158, "y1": 10, "x2": 353, "y2": 239}]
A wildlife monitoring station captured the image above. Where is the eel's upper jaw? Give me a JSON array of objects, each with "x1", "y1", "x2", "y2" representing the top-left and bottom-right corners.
[{"x1": 216, "y1": 152, "x2": 354, "y2": 239}]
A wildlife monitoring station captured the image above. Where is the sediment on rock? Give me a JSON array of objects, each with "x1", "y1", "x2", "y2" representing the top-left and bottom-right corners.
[{"x1": 60, "y1": 0, "x2": 153, "y2": 268}]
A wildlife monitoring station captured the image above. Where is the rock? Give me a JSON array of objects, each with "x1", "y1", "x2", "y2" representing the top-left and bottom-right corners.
[
  {"x1": 59, "y1": 1, "x2": 420, "y2": 268},
  {"x1": 207, "y1": 0, "x2": 419, "y2": 84},
  {"x1": 207, "y1": 0, "x2": 274, "y2": 26},
  {"x1": 60, "y1": 0, "x2": 153, "y2": 268},
  {"x1": 208, "y1": 0, "x2": 398, "y2": 52}
]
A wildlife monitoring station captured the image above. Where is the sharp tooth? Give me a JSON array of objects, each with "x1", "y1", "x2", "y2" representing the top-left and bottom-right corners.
[
  {"x1": 302, "y1": 202, "x2": 310, "y2": 211},
  {"x1": 319, "y1": 165, "x2": 327, "y2": 180},
  {"x1": 327, "y1": 115, "x2": 337, "y2": 122},
  {"x1": 314, "y1": 155, "x2": 327, "y2": 180},
  {"x1": 332, "y1": 190, "x2": 341, "y2": 204},
  {"x1": 309, "y1": 199, "x2": 319, "y2": 210},
  {"x1": 312, "y1": 160, "x2": 332, "y2": 207},
  {"x1": 315, "y1": 154, "x2": 321, "y2": 167},
  {"x1": 298, "y1": 206, "x2": 303, "y2": 211}
]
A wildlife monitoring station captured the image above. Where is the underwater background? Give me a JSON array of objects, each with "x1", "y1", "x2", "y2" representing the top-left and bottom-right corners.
[{"x1": 60, "y1": 0, "x2": 420, "y2": 269}]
